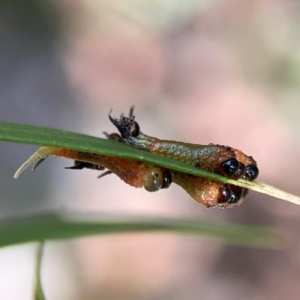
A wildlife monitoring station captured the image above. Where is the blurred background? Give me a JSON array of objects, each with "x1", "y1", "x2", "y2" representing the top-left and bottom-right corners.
[{"x1": 1, "y1": 0, "x2": 300, "y2": 299}]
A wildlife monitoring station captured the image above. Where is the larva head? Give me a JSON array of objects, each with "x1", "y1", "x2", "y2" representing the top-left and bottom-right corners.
[
  {"x1": 231, "y1": 149, "x2": 259, "y2": 181},
  {"x1": 109, "y1": 107, "x2": 140, "y2": 140},
  {"x1": 209, "y1": 145, "x2": 259, "y2": 181}
]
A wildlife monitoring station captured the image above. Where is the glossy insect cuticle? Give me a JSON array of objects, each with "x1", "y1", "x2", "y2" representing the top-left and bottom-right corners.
[
  {"x1": 221, "y1": 158, "x2": 239, "y2": 177},
  {"x1": 219, "y1": 184, "x2": 232, "y2": 203},
  {"x1": 244, "y1": 165, "x2": 259, "y2": 181},
  {"x1": 228, "y1": 192, "x2": 239, "y2": 204},
  {"x1": 230, "y1": 186, "x2": 243, "y2": 203},
  {"x1": 130, "y1": 121, "x2": 140, "y2": 137},
  {"x1": 161, "y1": 169, "x2": 172, "y2": 189}
]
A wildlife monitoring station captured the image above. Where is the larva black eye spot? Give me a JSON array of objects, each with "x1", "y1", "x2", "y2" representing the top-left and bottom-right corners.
[
  {"x1": 219, "y1": 184, "x2": 232, "y2": 203},
  {"x1": 129, "y1": 121, "x2": 140, "y2": 137},
  {"x1": 229, "y1": 186, "x2": 243, "y2": 204},
  {"x1": 227, "y1": 192, "x2": 239, "y2": 204},
  {"x1": 244, "y1": 165, "x2": 259, "y2": 181},
  {"x1": 221, "y1": 158, "x2": 239, "y2": 177},
  {"x1": 161, "y1": 169, "x2": 172, "y2": 189}
]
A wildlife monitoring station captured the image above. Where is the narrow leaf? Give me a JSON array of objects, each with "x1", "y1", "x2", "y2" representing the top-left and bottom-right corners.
[
  {"x1": 1, "y1": 121, "x2": 300, "y2": 204},
  {"x1": 34, "y1": 242, "x2": 46, "y2": 300},
  {"x1": 0, "y1": 213, "x2": 280, "y2": 249}
]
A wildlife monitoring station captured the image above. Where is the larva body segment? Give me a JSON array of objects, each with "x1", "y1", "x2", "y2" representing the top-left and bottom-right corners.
[
  {"x1": 171, "y1": 171, "x2": 246, "y2": 208},
  {"x1": 14, "y1": 147, "x2": 171, "y2": 192}
]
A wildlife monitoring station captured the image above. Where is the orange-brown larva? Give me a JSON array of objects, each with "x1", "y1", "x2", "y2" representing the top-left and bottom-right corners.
[
  {"x1": 108, "y1": 107, "x2": 259, "y2": 207},
  {"x1": 14, "y1": 107, "x2": 259, "y2": 208}
]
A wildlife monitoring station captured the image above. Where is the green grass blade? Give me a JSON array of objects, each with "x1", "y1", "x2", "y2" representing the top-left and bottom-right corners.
[
  {"x1": 0, "y1": 121, "x2": 230, "y2": 183},
  {"x1": 0, "y1": 212, "x2": 280, "y2": 249},
  {"x1": 34, "y1": 242, "x2": 46, "y2": 300},
  {"x1": 0, "y1": 121, "x2": 289, "y2": 249},
  {"x1": 2, "y1": 121, "x2": 300, "y2": 204}
]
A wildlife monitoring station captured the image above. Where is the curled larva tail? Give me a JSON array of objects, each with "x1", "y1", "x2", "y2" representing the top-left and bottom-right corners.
[{"x1": 14, "y1": 147, "x2": 55, "y2": 179}]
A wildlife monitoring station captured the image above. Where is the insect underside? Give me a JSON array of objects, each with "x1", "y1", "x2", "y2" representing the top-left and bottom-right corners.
[{"x1": 14, "y1": 107, "x2": 259, "y2": 208}]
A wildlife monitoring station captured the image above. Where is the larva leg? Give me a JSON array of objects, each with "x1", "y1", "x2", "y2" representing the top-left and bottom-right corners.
[
  {"x1": 97, "y1": 170, "x2": 113, "y2": 179},
  {"x1": 65, "y1": 161, "x2": 105, "y2": 171}
]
